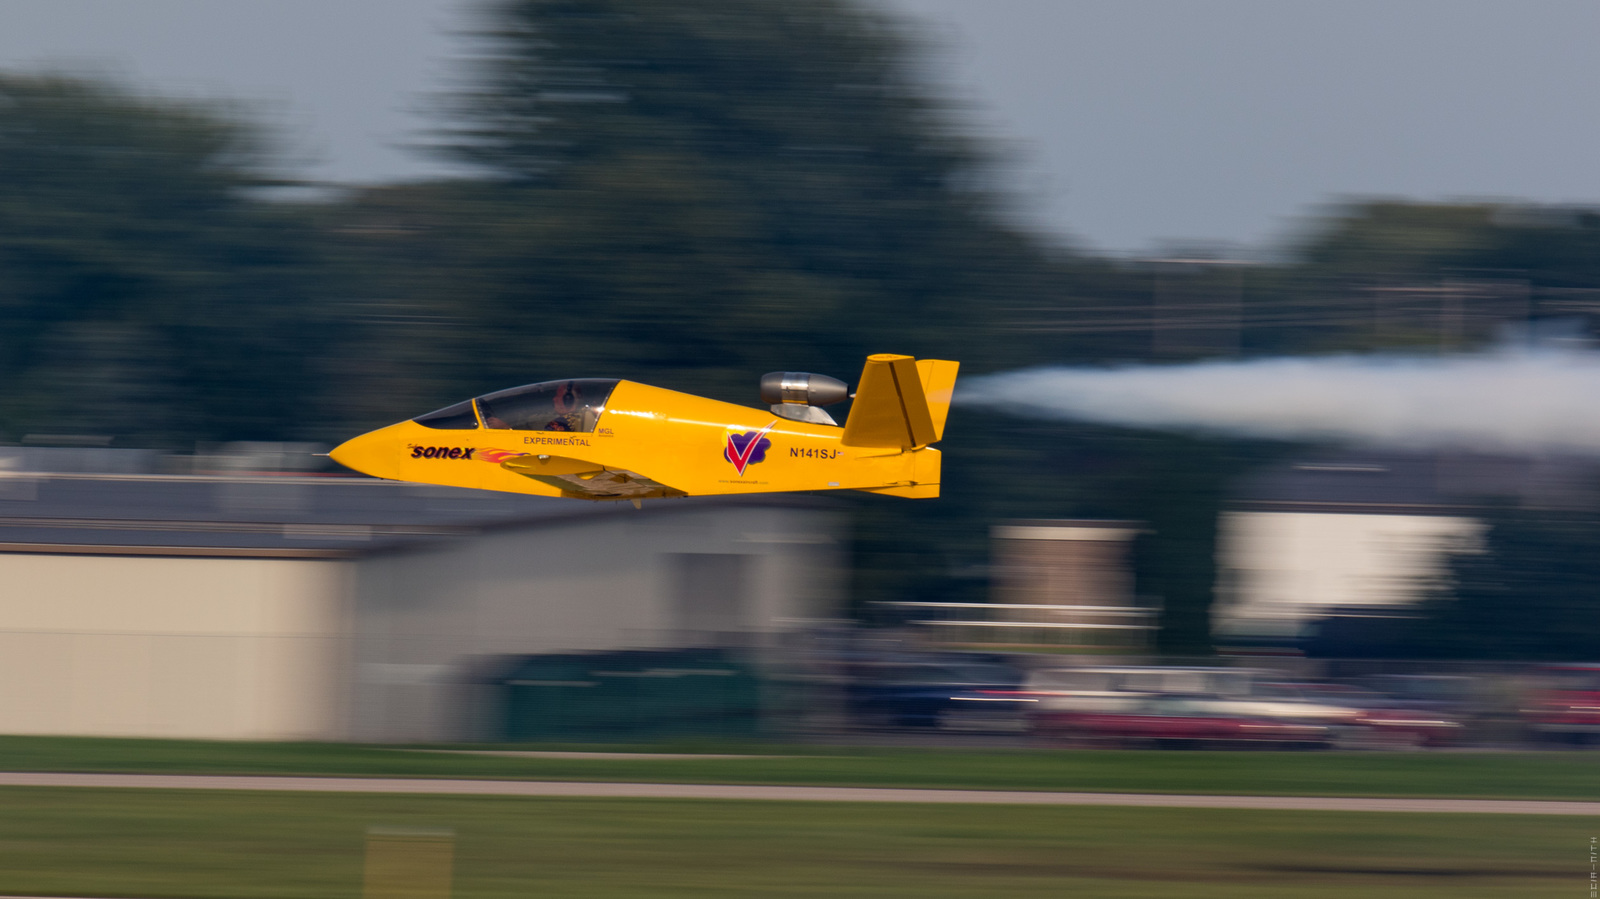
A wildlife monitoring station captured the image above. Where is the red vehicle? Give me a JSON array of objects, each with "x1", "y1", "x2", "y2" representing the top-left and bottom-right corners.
[
  {"x1": 1524, "y1": 664, "x2": 1600, "y2": 745},
  {"x1": 1034, "y1": 693, "x2": 1331, "y2": 749},
  {"x1": 1266, "y1": 682, "x2": 1462, "y2": 749}
]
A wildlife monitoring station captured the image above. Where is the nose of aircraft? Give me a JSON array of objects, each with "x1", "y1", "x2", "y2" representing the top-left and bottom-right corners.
[{"x1": 328, "y1": 422, "x2": 407, "y2": 480}]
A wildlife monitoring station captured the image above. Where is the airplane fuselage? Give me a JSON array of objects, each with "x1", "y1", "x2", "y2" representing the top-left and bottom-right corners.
[{"x1": 331, "y1": 379, "x2": 940, "y2": 501}]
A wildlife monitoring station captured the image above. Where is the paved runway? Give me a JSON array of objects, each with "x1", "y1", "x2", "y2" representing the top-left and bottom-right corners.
[{"x1": 0, "y1": 771, "x2": 1593, "y2": 815}]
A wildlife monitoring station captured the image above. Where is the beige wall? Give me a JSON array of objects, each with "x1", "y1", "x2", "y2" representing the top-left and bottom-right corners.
[
  {"x1": 1214, "y1": 510, "x2": 1484, "y2": 640},
  {"x1": 349, "y1": 506, "x2": 842, "y2": 742},
  {"x1": 0, "y1": 554, "x2": 349, "y2": 739},
  {"x1": 0, "y1": 505, "x2": 839, "y2": 743}
]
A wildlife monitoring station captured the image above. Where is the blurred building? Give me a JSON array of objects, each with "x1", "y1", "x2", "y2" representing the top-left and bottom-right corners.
[
  {"x1": 1213, "y1": 452, "x2": 1598, "y2": 645},
  {"x1": 883, "y1": 519, "x2": 1152, "y2": 648},
  {"x1": 0, "y1": 451, "x2": 841, "y2": 742},
  {"x1": 991, "y1": 519, "x2": 1140, "y2": 610},
  {"x1": 867, "y1": 519, "x2": 1156, "y2": 648}
]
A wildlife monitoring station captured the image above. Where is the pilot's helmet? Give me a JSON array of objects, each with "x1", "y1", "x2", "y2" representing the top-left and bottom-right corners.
[{"x1": 554, "y1": 381, "x2": 580, "y2": 414}]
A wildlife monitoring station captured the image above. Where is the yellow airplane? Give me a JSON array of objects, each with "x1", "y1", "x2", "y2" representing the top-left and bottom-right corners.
[{"x1": 329, "y1": 354, "x2": 957, "y2": 503}]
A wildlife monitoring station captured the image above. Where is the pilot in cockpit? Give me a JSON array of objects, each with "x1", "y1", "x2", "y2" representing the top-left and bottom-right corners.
[{"x1": 546, "y1": 381, "x2": 582, "y2": 431}]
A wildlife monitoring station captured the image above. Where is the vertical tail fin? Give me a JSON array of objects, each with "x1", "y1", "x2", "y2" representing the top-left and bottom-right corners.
[{"x1": 841, "y1": 354, "x2": 957, "y2": 448}]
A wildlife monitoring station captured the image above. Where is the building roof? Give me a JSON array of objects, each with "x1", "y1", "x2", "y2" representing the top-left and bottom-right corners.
[{"x1": 1232, "y1": 451, "x2": 1600, "y2": 515}]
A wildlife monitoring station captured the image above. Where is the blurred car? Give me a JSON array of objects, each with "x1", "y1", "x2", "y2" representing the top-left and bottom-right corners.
[
  {"x1": 1023, "y1": 666, "x2": 1260, "y2": 718},
  {"x1": 1205, "y1": 681, "x2": 1362, "y2": 725},
  {"x1": 1522, "y1": 664, "x2": 1600, "y2": 745},
  {"x1": 940, "y1": 686, "x2": 1039, "y2": 733},
  {"x1": 1245, "y1": 681, "x2": 1461, "y2": 748},
  {"x1": 1022, "y1": 668, "x2": 1459, "y2": 748},
  {"x1": 1034, "y1": 693, "x2": 1332, "y2": 749},
  {"x1": 1361, "y1": 674, "x2": 1479, "y2": 717},
  {"x1": 845, "y1": 655, "x2": 1024, "y2": 729}
]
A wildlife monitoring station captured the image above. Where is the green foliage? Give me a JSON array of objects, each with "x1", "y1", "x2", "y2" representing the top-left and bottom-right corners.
[
  {"x1": 0, "y1": 788, "x2": 1574, "y2": 899},
  {"x1": 2, "y1": 734, "x2": 1597, "y2": 798},
  {"x1": 1247, "y1": 200, "x2": 1600, "y2": 355},
  {"x1": 1290, "y1": 201, "x2": 1504, "y2": 279},
  {"x1": 0, "y1": 74, "x2": 339, "y2": 445},
  {"x1": 372, "y1": 0, "x2": 1060, "y2": 394},
  {"x1": 1412, "y1": 508, "x2": 1600, "y2": 660},
  {"x1": 1288, "y1": 200, "x2": 1600, "y2": 290}
]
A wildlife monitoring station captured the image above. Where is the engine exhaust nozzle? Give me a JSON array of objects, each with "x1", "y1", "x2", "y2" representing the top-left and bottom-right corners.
[{"x1": 760, "y1": 372, "x2": 849, "y2": 406}]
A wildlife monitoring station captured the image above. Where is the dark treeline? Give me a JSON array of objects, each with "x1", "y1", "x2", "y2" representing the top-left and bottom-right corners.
[{"x1": 6, "y1": 0, "x2": 1600, "y2": 653}]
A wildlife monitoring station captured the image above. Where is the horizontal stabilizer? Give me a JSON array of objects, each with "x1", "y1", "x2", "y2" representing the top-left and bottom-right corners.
[
  {"x1": 856, "y1": 483, "x2": 941, "y2": 498},
  {"x1": 842, "y1": 354, "x2": 939, "y2": 449},
  {"x1": 853, "y1": 445, "x2": 941, "y2": 498}
]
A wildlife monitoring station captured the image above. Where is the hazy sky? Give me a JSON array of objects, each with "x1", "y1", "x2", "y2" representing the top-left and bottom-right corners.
[{"x1": 3, "y1": 0, "x2": 1599, "y2": 255}]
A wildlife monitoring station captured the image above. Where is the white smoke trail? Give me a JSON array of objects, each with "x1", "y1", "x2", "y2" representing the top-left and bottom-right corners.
[{"x1": 958, "y1": 344, "x2": 1600, "y2": 455}]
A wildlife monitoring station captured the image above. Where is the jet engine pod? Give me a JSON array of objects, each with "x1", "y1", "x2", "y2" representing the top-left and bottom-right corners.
[{"x1": 760, "y1": 372, "x2": 849, "y2": 406}]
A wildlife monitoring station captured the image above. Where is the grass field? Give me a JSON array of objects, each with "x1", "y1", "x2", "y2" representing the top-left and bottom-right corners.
[
  {"x1": 3, "y1": 735, "x2": 1599, "y2": 800},
  {"x1": 0, "y1": 787, "x2": 1582, "y2": 898}
]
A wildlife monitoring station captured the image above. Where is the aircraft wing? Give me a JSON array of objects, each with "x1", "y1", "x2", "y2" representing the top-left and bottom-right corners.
[{"x1": 499, "y1": 454, "x2": 687, "y2": 500}]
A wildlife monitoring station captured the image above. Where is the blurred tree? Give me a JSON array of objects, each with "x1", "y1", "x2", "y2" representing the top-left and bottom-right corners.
[
  {"x1": 364, "y1": 0, "x2": 1064, "y2": 398},
  {"x1": 1409, "y1": 508, "x2": 1600, "y2": 660},
  {"x1": 1255, "y1": 200, "x2": 1600, "y2": 355},
  {"x1": 1291, "y1": 201, "x2": 1502, "y2": 281},
  {"x1": 1284, "y1": 199, "x2": 1600, "y2": 290},
  {"x1": 0, "y1": 74, "x2": 336, "y2": 446}
]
